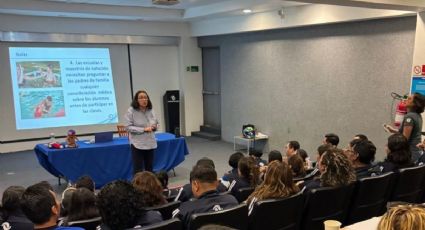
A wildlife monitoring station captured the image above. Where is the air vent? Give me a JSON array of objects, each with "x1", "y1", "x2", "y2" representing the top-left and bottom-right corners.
[{"x1": 152, "y1": 0, "x2": 180, "y2": 5}]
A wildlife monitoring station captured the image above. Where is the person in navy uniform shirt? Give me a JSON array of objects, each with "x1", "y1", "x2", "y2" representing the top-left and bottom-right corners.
[{"x1": 172, "y1": 165, "x2": 238, "y2": 229}]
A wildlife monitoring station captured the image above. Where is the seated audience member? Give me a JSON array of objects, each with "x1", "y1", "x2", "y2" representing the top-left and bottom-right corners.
[
  {"x1": 63, "y1": 188, "x2": 99, "y2": 226},
  {"x1": 284, "y1": 141, "x2": 300, "y2": 160},
  {"x1": 354, "y1": 134, "x2": 368, "y2": 141},
  {"x1": 304, "y1": 148, "x2": 356, "y2": 191},
  {"x1": 344, "y1": 139, "x2": 377, "y2": 179},
  {"x1": 156, "y1": 170, "x2": 180, "y2": 199},
  {"x1": 268, "y1": 150, "x2": 283, "y2": 163},
  {"x1": 222, "y1": 152, "x2": 244, "y2": 182},
  {"x1": 378, "y1": 204, "x2": 425, "y2": 230},
  {"x1": 75, "y1": 175, "x2": 95, "y2": 193},
  {"x1": 308, "y1": 144, "x2": 333, "y2": 178},
  {"x1": 247, "y1": 161, "x2": 299, "y2": 206},
  {"x1": 97, "y1": 180, "x2": 162, "y2": 230},
  {"x1": 259, "y1": 150, "x2": 283, "y2": 174},
  {"x1": 375, "y1": 133, "x2": 414, "y2": 174},
  {"x1": 323, "y1": 133, "x2": 339, "y2": 147},
  {"x1": 176, "y1": 158, "x2": 227, "y2": 202},
  {"x1": 288, "y1": 154, "x2": 307, "y2": 178},
  {"x1": 249, "y1": 150, "x2": 267, "y2": 167},
  {"x1": 59, "y1": 187, "x2": 77, "y2": 224},
  {"x1": 298, "y1": 149, "x2": 312, "y2": 170},
  {"x1": 1, "y1": 186, "x2": 34, "y2": 230},
  {"x1": 133, "y1": 171, "x2": 167, "y2": 207},
  {"x1": 228, "y1": 156, "x2": 260, "y2": 196},
  {"x1": 172, "y1": 166, "x2": 238, "y2": 229},
  {"x1": 20, "y1": 183, "x2": 83, "y2": 230}
]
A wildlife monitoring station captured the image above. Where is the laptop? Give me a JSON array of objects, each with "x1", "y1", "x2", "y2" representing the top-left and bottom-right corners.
[{"x1": 94, "y1": 131, "x2": 114, "y2": 143}]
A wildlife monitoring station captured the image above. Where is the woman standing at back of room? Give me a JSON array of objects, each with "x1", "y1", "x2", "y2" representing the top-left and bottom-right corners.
[{"x1": 124, "y1": 90, "x2": 159, "y2": 173}]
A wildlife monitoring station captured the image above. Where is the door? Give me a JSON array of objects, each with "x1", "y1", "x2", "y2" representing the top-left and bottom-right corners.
[{"x1": 202, "y1": 47, "x2": 221, "y2": 129}]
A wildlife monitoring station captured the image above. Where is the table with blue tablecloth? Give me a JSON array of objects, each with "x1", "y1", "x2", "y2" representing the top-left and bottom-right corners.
[{"x1": 34, "y1": 132, "x2": 189, "y2": 188}]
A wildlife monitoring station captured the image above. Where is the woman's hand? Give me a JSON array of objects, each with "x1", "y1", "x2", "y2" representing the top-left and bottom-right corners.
[{"x1": 144, "y1": 126, "x2": 153, "y2": 132}]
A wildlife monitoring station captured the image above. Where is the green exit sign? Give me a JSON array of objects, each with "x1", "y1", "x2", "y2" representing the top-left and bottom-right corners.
[{"x1": 186, "y1": 66, "x2": 199, "y2": 72}]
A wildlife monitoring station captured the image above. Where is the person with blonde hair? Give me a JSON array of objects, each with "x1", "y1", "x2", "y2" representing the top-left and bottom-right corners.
[
  {"x1": 247, "y1": 161, "x2": 299, "y2": 205},
  {"x1": 378, "y1": 204, "x2": 425, "y2": 230},
  {"x1": 132, "y1": 171, "x2": 167, "y2": 207}
]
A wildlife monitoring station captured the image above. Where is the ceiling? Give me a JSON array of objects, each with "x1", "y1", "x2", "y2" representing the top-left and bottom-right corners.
[{"x1": 0, "y1": 0, "x2": 308, "y2": 22}]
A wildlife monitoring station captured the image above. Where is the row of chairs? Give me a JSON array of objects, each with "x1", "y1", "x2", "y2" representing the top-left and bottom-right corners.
[{"x1": 138, "y1": 164, "x2": 425, "y2": 230}]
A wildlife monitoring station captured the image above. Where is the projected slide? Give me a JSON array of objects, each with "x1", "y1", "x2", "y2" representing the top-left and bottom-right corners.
[{"x1": 9, "y1": 47, "x2": 118, "y2": 130}]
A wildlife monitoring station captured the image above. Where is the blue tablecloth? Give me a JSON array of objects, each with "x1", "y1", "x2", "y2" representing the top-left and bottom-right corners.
[{"x1": 34, "y1": 132, "x2": 189, "y2": 188}]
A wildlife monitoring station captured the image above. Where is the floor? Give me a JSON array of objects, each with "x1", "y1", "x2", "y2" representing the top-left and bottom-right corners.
[{"x1": 0, "y1": 136, "x2": 236, "y2": 198}]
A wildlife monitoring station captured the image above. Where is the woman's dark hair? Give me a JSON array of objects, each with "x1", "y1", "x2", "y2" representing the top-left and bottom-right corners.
[
  {"x1": 387, "y1": 133, "x2": 411, "y2": 166},
  {"x1": 238, "y1": 157, "x2": 259, "y2": 187},
  {"x1": 132, "y1": 171, "x2": 167, "y2": 207},
  {"x1": 297, "y1": 149, "x2": 308, "y2": 163},
  {"x1": 317, "y1": 144, "x2": 332, "y2": 157},
  {"x1": 268, "y1": 150, "x2": 282, "y2": 163},
  {"x1": 65, "y1": 188, "x2": 99, "y2": 224},
  {"x1": 288, "y1": 154, "x2": 306, "y2": 178},
  {"x1": 96, "y1": 180, "x2": 145, "y2": 230},
  {"x1": 229, "y1": 152, "x2": 244, "y2": 169},
  {"x1": 411, "y1": 93, "x2": 425, "y2": 114},
  {"x1": 2, "y1": 186, "x2": 25, "y2": 219},
  {"x1": 320, "y1": 148, "x2": 356, "y2": 187},
  {"x1": 155, "y1": 170, "x2": 169, "y2": 189},
  {"x1": 131, "y1": 90, "x2": 152, "y2": 110},
  {"x1": 354, "y1": 134, "x2": 368, "y2": 141}
]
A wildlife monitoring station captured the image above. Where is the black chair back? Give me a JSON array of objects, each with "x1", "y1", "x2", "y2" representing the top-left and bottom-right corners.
[
  {"x1": 234, "y1": 187, "x2": 255, "y2": 203},
  {"x1": 145, "y1": 201, "x2": 181, "y2": 220},
  {"x1": 248, "y1": 192, "x2": 304, "y2": 230},
  {"x1": 345, "y1": 172, "x2": 394, "y2": 225},
  {"x1": 67, "y1": 216, "x2": 102, "y2": 230},
  {"x1": 190, "y1": 204, "x2": 248, "y2": 230},
  {"x1": 301, "y1": 184, "x2": 355, "y2": 230},
  {"x1": 137, "y1": 218, "x2": 182, "y2": 230},
  {"x1": 390, "y1": 165, "x2": 425, "y2": 203}
]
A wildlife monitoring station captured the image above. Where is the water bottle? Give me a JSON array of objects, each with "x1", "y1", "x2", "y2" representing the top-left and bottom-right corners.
[
  {"x1": 49, "y1": 133, "x2": 56, "y2": 142},
  {"x1": 174, "y1": 127, "x2": 180, "y2": 138}
]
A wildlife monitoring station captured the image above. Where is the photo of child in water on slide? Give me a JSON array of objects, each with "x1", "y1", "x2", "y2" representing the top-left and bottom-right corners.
[
  {"x1": 17, "y1": 61, "x2": 62, "y2": 88},
  {"x1": 19, "y1": 90, "x2": 66, "y2": 119}
]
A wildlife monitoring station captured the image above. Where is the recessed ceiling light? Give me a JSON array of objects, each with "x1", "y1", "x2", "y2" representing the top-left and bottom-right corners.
[{"x1": 243, "y1": 9, "x2": 252, "y2": 14}]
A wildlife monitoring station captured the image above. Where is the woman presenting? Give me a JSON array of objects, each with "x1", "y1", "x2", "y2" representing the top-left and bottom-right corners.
[
  {"x1": 385, "y1": 93, "x2": 425, "y2": 162},
  {"x1": 124, "y1": 90, "x2": 159, "y2": 174}
]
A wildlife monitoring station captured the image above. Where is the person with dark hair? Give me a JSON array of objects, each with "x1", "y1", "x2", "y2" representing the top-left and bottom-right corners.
[
  {"x1": 247, "y1": 161, "x2": 299, "y2": 205},
  {"x1": 75, "y1": 175, "x2": 95, "y2": 192},
  {"x1": 268, "y1": 150, "x2": 283, "y2": 163},
  {"x1": 96, "y1": 180, "x2": 162, "y2": 230},
  {"x1": 376, "y1": 133, "x2": 414, "y2": 174},
  {"x1": 288, "y1": 154, "x2": 306, "y2": 178},
  {"x1": 298, "y1": 149, "x2": 312, "y2": 170},
  {"x1": 63, "y1": 188, "x2": 99, "y2": 226},
  {"x1": 354, "y1": 134, "x2": 368, "y2": 141},
  {"x1": 1, "y1": 186, "x2": 33, "y2": 230},
  {"x1": 172, "y1": 166, "x2": 238, "y2": 229},
  {"x1": 124, "y1": 90, "x2": 159, "y2": 173},
  {"x1": 228, "y1": 156, "x2": 260, "y2": 197},
  {"x1": 385, "y1": 93, "x2": 425, "y2": 162},
  {"x1": 132, "y1": 171, "x2": 167, "y2": 207},
  {"x1": 249, "y1": 150, "x2": 267, "y2": 167},
  {"x1": 176, "y1": 157, "x2": 228, "y2": 202},
  {"x1": 344, "y1": 139, "x2": 376, "y2": 179},
  {"x1": 222, "y1": 152, "x2": 244, "y2": 182},
  {"x1": 285, "y1": 141, "x2": 300, "y2": 159},
  {"x1": 304, "y1": 148, "x2": 356, "y2": 191},
  {"x1": 20, "y1": 183, "x2": 82, "y2": 230},
  {"x1": 59, "y1": 187, "x2": 77, "y2": 222},
  {"x1": 323, "y1": 133, "x2": 339, "y2": 147}
]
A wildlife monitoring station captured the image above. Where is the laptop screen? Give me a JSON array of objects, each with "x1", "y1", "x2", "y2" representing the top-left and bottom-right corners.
[{"x1": 94, "y1": 131, "x2": 113, "y2": 143}]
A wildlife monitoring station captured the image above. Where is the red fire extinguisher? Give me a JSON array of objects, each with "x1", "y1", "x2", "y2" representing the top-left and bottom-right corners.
[{"x1": 394, "y1": 99, "x2": 407, "y2": 129}]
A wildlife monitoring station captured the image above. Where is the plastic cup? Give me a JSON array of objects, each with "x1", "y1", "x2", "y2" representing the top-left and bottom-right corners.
[{"x1": 324, "y1": 220, "x2": 341, "y2": 230}]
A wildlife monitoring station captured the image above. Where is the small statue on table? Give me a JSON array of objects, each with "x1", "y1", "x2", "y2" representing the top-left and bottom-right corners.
[{"x1": 66, "y1": 129, "x2": 79, "y2": 148}]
